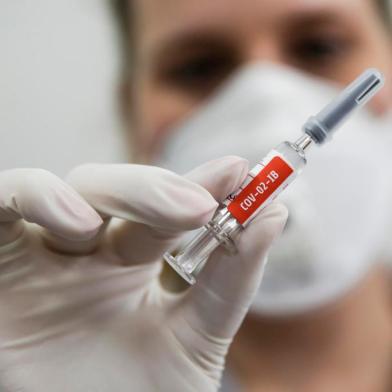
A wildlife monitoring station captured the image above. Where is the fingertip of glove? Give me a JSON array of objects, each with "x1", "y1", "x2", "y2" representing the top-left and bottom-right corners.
[
  {"x1": 12, "y1": 168, "x2": 104, "y2": 241},
  {"x1": 213, "y1": 155, "x2": 250, "y2": 189},
  {"x1": 185, "y1": 155, "x2": 249, "y2": 202},
  {"x1": 236, "y1": 202, "x2": 288, "y2": 254},
  {"x1": 186, "y1": 155, "x2": 248, "y2": 183},
  {"x1": 260, "y1": 201, "x2": 288, "y2": 223},
  {"x1": 49, "y1": 186, "x2": 104, "y2": 240},
  {"x1": 164, "y1": 178, "x2": 219, "y2": 230},
  {"x1": 168, "y1": 156, "x2": 250, "y2": 229},
  {"x1": 257, "y1": 201, "x2": 288, "y2": 236}
]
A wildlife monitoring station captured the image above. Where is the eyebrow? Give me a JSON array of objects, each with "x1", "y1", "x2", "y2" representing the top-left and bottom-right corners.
[
  {"x1": 149, "y1": 31, "x2": 235, "y2": 65},
  {"x1": 146, "y1": 6, "x2": 356, "y2": 63},
  {"x1": 281, "y1": 7, "x2": 356, "y2": 32}
]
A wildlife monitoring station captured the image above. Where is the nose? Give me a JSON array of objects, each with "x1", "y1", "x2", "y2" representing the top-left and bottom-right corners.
[{"x1": 245, "y1": 37, "x2": 287, "y2": 67}]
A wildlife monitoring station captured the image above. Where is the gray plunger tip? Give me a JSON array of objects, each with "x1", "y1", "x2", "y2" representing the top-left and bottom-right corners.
[{"x1": 303, "y1": 68, "x2": 385, "y2": 144}]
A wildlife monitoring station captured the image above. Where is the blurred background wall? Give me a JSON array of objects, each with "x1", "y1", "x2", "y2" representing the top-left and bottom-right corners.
[
  {"x1": 0, "y1": 1, "x2": 391, "y2": 178},
  {"x1": 0, "y1": 1, "x2": 127, "y2": 177}
]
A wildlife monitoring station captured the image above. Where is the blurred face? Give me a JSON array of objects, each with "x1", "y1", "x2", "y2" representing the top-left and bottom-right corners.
[{"x1": 126, "y1": 0, "x2": 392, "y2": 160}]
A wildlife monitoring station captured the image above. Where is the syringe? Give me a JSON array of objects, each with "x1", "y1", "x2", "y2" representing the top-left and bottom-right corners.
[{"x1": 164, "y1": 69, "x2": 385, "y2": 285}]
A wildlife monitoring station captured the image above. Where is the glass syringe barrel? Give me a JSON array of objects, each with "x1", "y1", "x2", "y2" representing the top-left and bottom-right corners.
[
  {"x1": 164, "y1": 69, "x2": 384, "y2": 285},
  {"x1": 164, "y1": 138, "x2": 309, "y2": 284}
]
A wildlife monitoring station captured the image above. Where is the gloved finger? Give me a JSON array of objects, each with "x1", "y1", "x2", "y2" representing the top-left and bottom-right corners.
[
  {"x1": 184, "y1": 156, "x2": 249, "y2": 202},
  {"x1": 65, "y1": 157, "x2": 248, "y2": 263},
  {"x1": 0, "y1": 169, "x2": 103, "y2": 247},
  {"x1": 175, "y1": 202, "x2": 288, "y2": 343},
  {"x1": 111, "y1": 156, "x2": 249, "y2": 266},
  {"x1": 112, "y1": 156, "x2": 249, "y2": 265},
  {"x1": 64, "y1": 163, "x2": 217, "y2": 258}
]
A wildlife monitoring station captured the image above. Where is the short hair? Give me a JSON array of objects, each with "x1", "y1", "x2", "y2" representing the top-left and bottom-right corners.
[
  {"x1": 110, "y1": 0, "x2": 133, "y2": 74},
  {"x1": 111, "y1": 0, "x2": 130, "y2": 42}
]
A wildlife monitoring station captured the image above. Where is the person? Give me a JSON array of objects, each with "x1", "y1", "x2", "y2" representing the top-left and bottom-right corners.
[
  {"x1": 0, "y1": 2, "x2": 391, "y2": 392},
  {"x1": 111, "y1": 0, "x2": 392, "y2": 391},
  {"x1": 0, "y1": 3, "x2": 288, "y2": 391}
]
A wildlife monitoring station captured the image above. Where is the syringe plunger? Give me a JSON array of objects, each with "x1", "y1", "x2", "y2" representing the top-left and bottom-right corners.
[{"x1": 303, "y1": 68, "x2": 384, "y2": 144}]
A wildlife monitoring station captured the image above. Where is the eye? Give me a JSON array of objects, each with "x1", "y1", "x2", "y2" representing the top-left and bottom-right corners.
[
  {"x1": 287, "y1": 32, "x2": 354, "y2": 68},
  {"x1": 158, "y1": 50, "x2": 238, "y2": 95}
]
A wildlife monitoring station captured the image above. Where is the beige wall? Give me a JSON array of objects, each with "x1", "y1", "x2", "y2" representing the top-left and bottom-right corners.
[{"x1": 0, "y1": 1, "x2": 127, "y2": 177}]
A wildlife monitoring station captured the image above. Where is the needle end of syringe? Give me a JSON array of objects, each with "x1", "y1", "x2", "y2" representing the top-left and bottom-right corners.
[{"x1": 303, "y1": 68, "x2": 385, "y2": 144}]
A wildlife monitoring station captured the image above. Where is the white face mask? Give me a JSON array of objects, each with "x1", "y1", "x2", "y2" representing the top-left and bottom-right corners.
[{"x1": 156, "y1": 64, "x2": 392, "y2": 315}]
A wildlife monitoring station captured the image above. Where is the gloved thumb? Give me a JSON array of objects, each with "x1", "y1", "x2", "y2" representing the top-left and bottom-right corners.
[{"x1": 176, "y1": 202, "x2": 288, "y2": 341}]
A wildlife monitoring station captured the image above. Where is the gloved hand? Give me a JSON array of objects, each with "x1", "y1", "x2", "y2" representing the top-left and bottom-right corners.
[{"x1": 0, "y1": 157, "x2": 287, "y2": 392}]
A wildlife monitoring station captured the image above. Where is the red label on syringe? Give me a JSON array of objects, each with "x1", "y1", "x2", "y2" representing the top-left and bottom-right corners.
[{"x1": 227, "y1": 155, "x2": 294, "y2": 225}]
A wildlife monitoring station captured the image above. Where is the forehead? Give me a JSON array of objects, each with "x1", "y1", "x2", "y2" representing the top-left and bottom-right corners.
[{"x1": 134, "y1": 0, "x2": 374, "y2": 44}]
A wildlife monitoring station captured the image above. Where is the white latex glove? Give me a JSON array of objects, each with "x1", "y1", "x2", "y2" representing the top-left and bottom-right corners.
[{"x1": 0, "y1": 157, "x2": 287, "y2": 392}]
